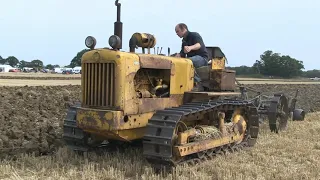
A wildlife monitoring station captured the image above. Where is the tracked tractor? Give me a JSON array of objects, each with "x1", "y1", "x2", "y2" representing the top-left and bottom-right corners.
[{"x1": 63, "y1": 0, "x2": 305, "y2": 166}]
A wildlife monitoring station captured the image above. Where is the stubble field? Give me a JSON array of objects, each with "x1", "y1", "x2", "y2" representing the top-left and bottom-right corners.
[{"x1": 0, "y1": 73, "x2": 320, "y2": 179}]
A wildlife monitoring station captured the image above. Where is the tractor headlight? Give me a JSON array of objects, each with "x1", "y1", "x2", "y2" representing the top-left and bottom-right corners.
[
  {"x1": 85, "y1": 36, "x2": 96, "y2": 49},
  {"x1": 108, "y1": 35, "x2": 121, "y2": 49}
]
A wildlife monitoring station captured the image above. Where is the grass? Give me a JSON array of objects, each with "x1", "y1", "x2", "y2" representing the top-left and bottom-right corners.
[{"x1": 1, "y1": 112, "x2": 320, "y2": 180}]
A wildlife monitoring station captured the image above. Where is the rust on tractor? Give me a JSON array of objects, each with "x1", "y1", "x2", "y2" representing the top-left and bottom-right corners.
[
  {"x1": 76, "y1": 108, "x2": 122, "y2": 131},
  {"x1": 138, "y1": 55, "x2": 172, "y2": 69},
  {"x1": 137, "y1": 94, "x2": 183, "y2": 114},
  {"x1": 209, "y1": 69, "x2": 236, "y2": 91},
  {"x1": 183, "y1": 91, "x2": 240, "y2": 104}
]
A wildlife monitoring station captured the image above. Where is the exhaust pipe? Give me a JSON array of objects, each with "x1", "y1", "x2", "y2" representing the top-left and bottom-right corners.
[{"x1": 114, "y1": 0, "x2": 122, "y2": 49}]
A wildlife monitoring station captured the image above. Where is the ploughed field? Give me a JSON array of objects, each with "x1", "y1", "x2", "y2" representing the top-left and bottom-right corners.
[
  {"x1": 0, "y1": 72, "x2": 81, "y2": 80},
  {"x1": 0, "y1": 75, "x2": 320, "y2": 179}
]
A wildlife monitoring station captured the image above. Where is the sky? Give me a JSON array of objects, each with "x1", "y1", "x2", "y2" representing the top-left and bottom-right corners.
[{"x1": 0, "y1": 0, "x2": 319, "y2": 70}]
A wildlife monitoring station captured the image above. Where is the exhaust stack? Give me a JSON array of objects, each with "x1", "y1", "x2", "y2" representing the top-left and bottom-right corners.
[{"x1": 114, "y1": 0, "x2": 122, "y2": 49}]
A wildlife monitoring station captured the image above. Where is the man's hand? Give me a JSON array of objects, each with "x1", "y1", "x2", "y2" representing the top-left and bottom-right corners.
[
  {"x1": 183, "y1": 43, "x2": 201, "y2": 53},
  {"x1": 183, "y1": 46, "x2": 192, "y2": 53}
]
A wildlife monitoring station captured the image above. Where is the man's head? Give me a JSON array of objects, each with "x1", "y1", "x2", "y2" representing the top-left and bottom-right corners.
[{"x1": 175, "y1": 23, "x2": 188, "y2": 38}]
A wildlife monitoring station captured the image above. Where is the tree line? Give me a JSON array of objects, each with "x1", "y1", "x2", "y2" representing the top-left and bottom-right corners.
[
  {"x1": 0, "y1": 49, "x2": 88, "y2": 70},
  {"x1": 228, "y1": 50, "x2": 318, "y2": 78},
  {"x1": 1, "y1": 49, "x2": 319, "y2": 78},
  {"x1": 0, "y1": 55, "x2": 60, "y2": 70}
]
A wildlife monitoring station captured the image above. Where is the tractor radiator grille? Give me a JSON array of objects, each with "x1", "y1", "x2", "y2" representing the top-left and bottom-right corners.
[{"x1": 82, "y1": 63, "x2": 115, "y2": 107}]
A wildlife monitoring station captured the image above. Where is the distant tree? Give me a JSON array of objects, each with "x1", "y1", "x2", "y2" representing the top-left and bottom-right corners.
[
  {"x1": 18, "y1": 60, "x2": 25, "y2": 69},
  {"x1": 0, "y1": 56, "x2": 5, "y2": 64},
  {"x1": 30, "y1": 59, "x2": 44, "y2": 70},
  {"x1": 45, "y1": 64, "x2": 54, "y2": 70},
  {"x1": 255, "y1": 50, "x2": 304, "y2": 78},
  {"x1": 6, "y1": 56, "x2": 20, "y2": 67},
  {"x1": 18, "y1": 60, "x2": 31, "y2": 69},
  {"x1": 228, "y1": 66, "x2": 255, "y2": 75},
  {"x1": 302, "y1": 69, "x2": 320, "y2": 78},
  {"x1": 252, "y1": 60, "x2": 262, "y2": 74},
  {"x1": 69, "y1": 49, "x2": 90, "y2": 68}
]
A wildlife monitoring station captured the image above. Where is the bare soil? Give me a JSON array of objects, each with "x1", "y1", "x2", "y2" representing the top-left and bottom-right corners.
[
  {"x1": 0, "y1": 85, "x2": 81, "y2": 156},
  {"x1": 236, "y1": 77, "x2": 312, "y2": 81},
  {"x1": 0, "y1": 73, "x2": 81, "y2": 80},
  {"x1": 0, "y1": 79, "x2": 81, "y2": 86},
  {"x1": 244, "y1": 84, "x2": 320, "y2": 112}
]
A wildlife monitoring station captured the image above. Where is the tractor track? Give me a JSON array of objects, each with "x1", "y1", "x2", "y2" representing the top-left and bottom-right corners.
[
  {"x1": 142, "y1": 100, "x2": 260, "y2": 167},
  {"x1": 63, "y1": 100, "x2": 260, "y2": 168}
]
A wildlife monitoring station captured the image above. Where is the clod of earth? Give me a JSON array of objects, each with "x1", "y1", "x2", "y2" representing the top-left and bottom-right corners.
[{"x1": 0, "y1": 85, "x2": 81, "y2": 157}]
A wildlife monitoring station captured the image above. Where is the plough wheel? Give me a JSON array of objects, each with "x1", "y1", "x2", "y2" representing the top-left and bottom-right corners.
[{"x1": 268, "y1": 93, "x2": 290, "y2": 133}]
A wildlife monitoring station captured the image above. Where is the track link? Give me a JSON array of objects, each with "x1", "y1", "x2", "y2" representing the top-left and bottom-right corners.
[
  {"x1": 142, "y1": 100, "x2": 260, "y2": 167},
  {"x1": 62, "y1": 103, "x2": 142, "y2": 154},
  {"x1": 62, "y1": 103, "x2": 91, "y2": 152}
]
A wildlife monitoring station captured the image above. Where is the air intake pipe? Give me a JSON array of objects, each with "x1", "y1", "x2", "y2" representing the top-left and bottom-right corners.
[{"x1": 129, "y1": 33, "x2": 157, "y2": 53}]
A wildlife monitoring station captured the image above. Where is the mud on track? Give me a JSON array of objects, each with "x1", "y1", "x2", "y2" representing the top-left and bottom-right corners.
[{"x1": 0, "y1": 84, "x2": 319, "y2": 157}]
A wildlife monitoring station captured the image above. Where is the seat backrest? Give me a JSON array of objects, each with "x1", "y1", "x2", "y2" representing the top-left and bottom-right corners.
[
  {"x1": 206, "y1": 46, "x2": 226, "y2": 60},
  {"x1": 206, "y1": 46, "x2": 226, "y2": 70}
]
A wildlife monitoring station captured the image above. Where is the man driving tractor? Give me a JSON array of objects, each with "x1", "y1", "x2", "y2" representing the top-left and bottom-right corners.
[{"x1": 174, "y1": 23, "x2": 209, "y2": 90}]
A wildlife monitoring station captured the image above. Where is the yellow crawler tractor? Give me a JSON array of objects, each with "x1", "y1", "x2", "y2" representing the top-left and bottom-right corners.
[{"x1": 63, "y1": 0, "x2": 305, "y2": 166}]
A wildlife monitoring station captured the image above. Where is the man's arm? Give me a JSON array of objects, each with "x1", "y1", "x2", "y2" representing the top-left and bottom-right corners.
[
  {"x1": 189, "y1": 43, "x2": 201, "y2": 51},
  {"x1": 186, "y1": 32, "x2": 203, "y2": 51},
  {"x1": 184, "y1": 42, "x2": 201, "y2": 53}
]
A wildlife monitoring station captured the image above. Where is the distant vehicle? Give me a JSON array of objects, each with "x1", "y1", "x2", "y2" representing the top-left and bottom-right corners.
[
  {"x1": 73, "y1": 66, "x2": 81, "y2": 74},
  {"x1": 9, "y1": 69, "x2": 20, "y2": 72},
  {"x1": 62, "y1": 70, "x2": 74, "y2": 74},
  {"x1": 53, "y1": 68, "x2": 64, "y2": 74},
  {"x1": 73, "y1": 69, "x2": 81, "y2": 74},
  {"x1": 310, "y1": 77, "x2": 320, "y2": 80}
]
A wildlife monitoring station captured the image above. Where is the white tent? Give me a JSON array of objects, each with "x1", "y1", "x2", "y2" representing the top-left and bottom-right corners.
[{"x1": 0, "y1": 65, "x2": 13, "y2": 72}]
